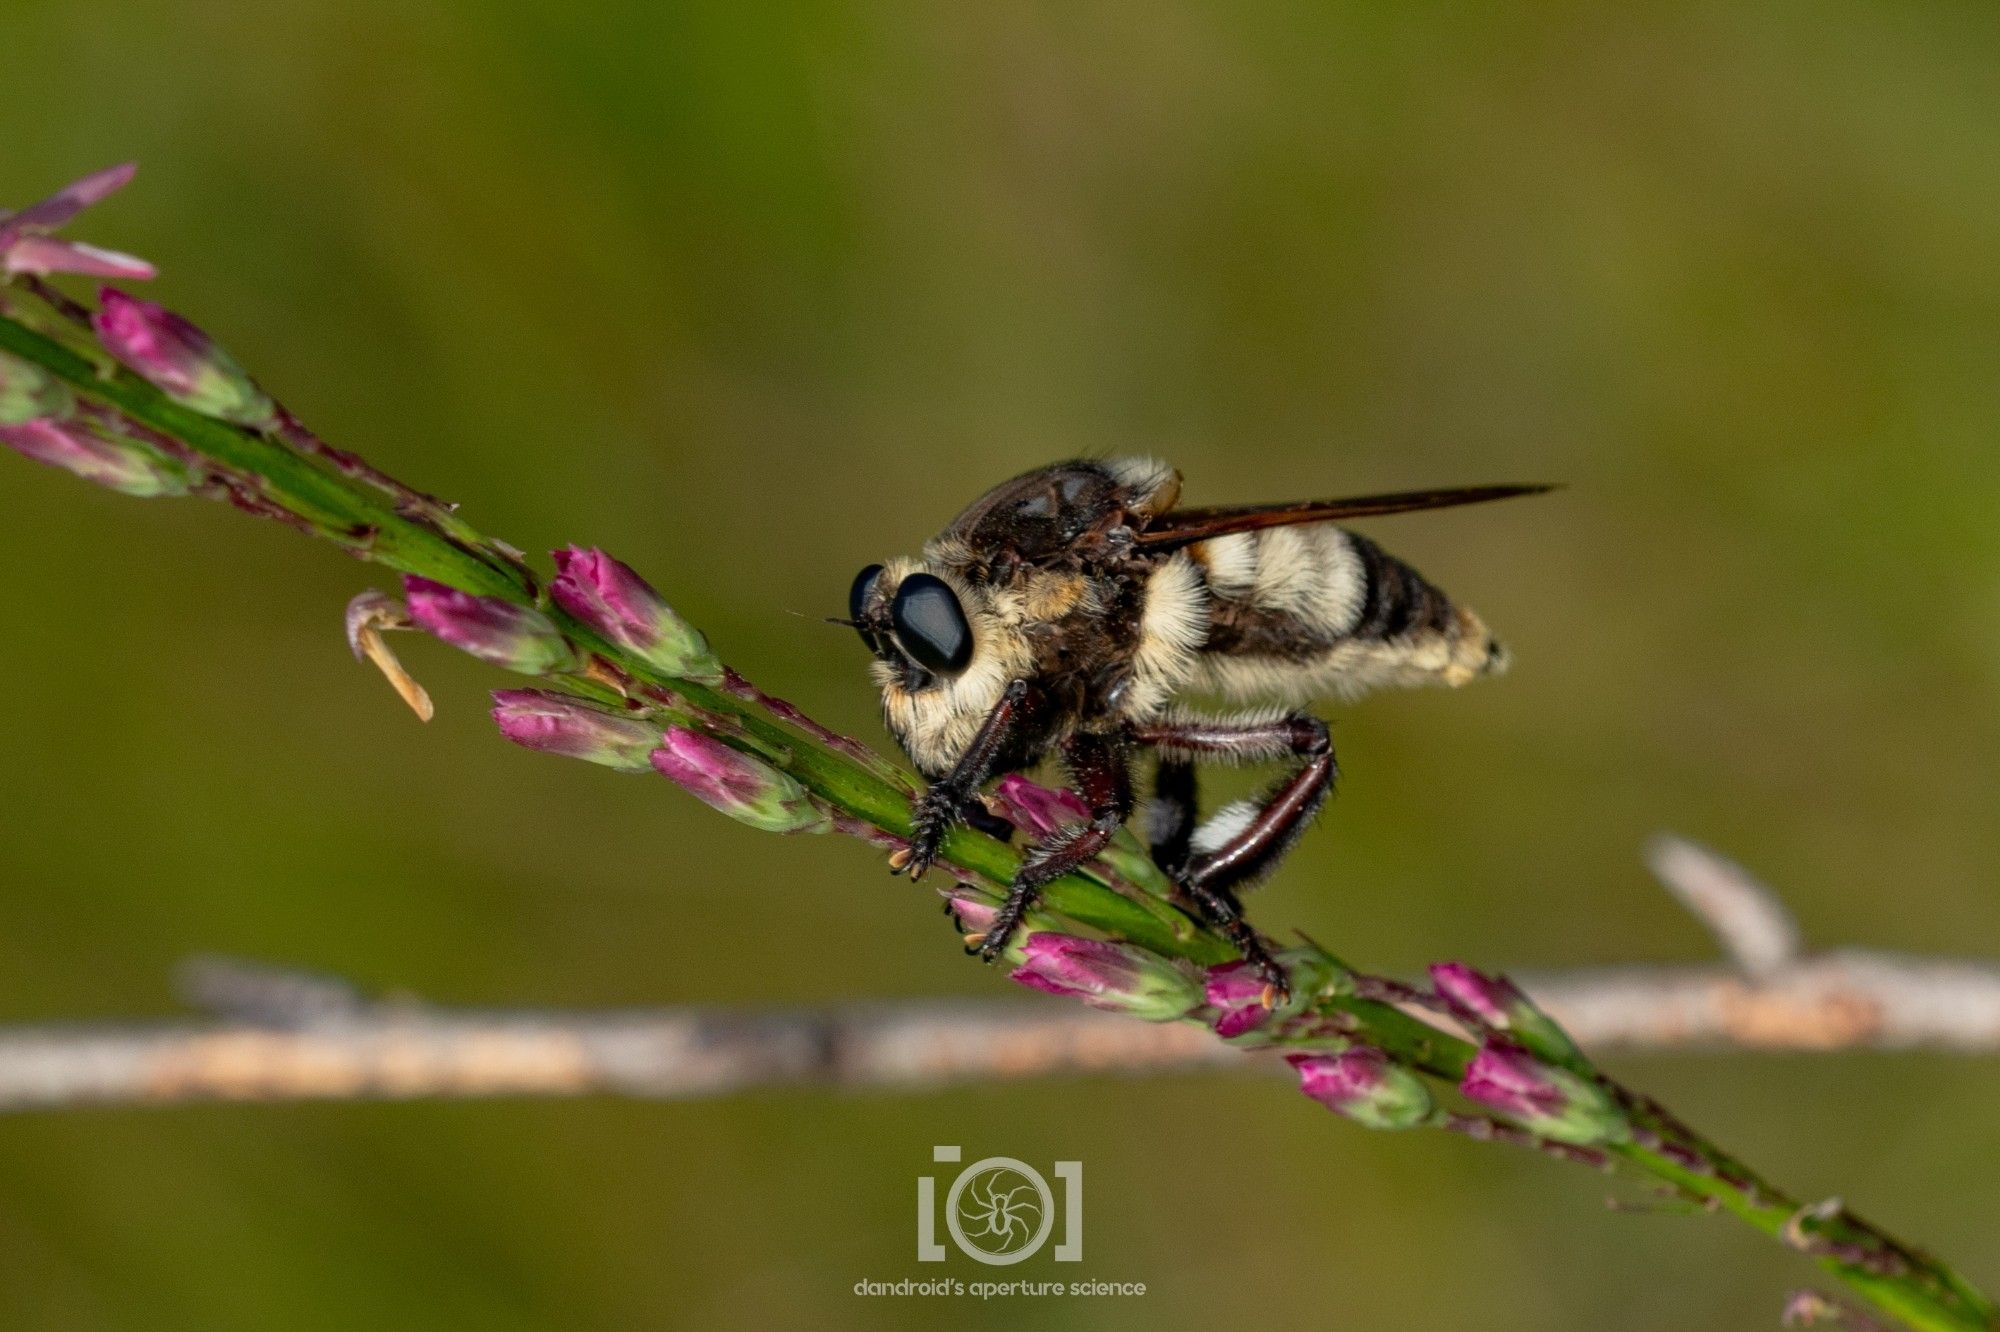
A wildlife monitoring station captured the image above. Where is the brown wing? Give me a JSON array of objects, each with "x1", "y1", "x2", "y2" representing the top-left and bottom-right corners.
[{"x1": 1131, "y1": 483, "x2": 1557, "y2": 553}]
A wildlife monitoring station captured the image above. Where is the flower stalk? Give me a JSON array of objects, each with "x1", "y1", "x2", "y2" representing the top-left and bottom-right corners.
[{"x1": 0, "y1": 167, "x2": 1992, "y2": 1332}]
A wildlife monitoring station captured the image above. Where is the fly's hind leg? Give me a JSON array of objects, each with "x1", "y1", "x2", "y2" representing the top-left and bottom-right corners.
[
  {"x1": 1127, "y1": 714, "x2": 1338, "y2": 1001},
  {"x1": 1146, "y1": 757, "x2": 1198, "y2": 878}
]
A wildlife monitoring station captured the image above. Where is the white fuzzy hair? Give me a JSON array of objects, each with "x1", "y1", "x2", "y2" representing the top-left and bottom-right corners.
[
  {"x1": 1119, "y1": 555, "x2": 1208, "y2": 721},
  {"x1": 1189, "y1": 800, "x2": 1261, "y2": 856},
  {"x1": 873, "y1": 557, "x2": 1039, "y2": 777}
]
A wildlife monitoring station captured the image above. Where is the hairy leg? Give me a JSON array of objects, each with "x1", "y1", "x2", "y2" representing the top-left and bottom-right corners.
[
  {"x1": 973, "y1": 731, "x2": 1134, "y2": 963},
  {"x1": 895, "y1": 678, "x2": 1042, "y2": 880},
  {"x1": 1127, "y1": 713, "x2": 1338, "y2": 999}
]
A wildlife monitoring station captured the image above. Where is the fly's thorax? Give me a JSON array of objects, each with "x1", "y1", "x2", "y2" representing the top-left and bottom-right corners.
[
  {"x1": 932, "y1": 457, "x2": 1182, "y2": 572},
  {"x1": 866, "y1": 549, "x2": 1208, "y2": 773},
  {"x1": 997, "y1": 555, "x2": 1211, "y2": 729}
]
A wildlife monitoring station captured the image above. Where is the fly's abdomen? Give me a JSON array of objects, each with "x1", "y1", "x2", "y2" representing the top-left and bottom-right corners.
[{"x1": 1186, "y1": 526, "x2": 1505, "y2": 703}]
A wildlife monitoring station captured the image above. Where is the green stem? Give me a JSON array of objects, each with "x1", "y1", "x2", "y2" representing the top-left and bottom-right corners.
[
  {"x1": 0, "y1": 309, "x2": 1216, "y2": 962},
  {"x1": 1, "y1": 300, "x2": 1991, "y2": 1332}
]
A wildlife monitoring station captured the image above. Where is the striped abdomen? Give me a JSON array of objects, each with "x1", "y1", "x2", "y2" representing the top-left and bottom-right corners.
[{"x1": 1184, "y1": 525, "x2": 1505, "y2": 703}]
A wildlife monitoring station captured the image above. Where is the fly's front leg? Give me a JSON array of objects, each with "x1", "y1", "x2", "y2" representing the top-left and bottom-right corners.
[
  {"x1": 894, "y1": 679, "x2": 1040, "y2": 881},
  {"x1": 1128, "y1": 713, "x2": 1338, "y2": 1001},
  {"x1": 973, "y1": 731, "x2": 1133, "y2": 963}
]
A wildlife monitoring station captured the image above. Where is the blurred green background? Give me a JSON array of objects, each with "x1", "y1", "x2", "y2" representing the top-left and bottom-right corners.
[{"x1": 3, "y1": 1, "x2": 1998, "y2": 1327}]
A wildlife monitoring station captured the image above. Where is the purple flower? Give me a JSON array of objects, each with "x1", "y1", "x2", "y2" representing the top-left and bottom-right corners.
[
  {"x1": 491, "y1": 689, "x2": 660, "y2": 771},
  {"x1": 403, "y1": 576, "x2": 577, "y2": 675},
  {"x1": 93, "y1": 289, "x2": 275, "y2": 428},
  {"x1": 0, "y1": 418, "x2": 187, "y2": 497},
  {"x1": 0, "y1": 163, "x2": 156, "y2": 281},
  {"x1": 1460, "y1": 1041, "x2": 1567, "y2": 1119},
  {"x1": 5, "y1": 237, "x2": 156, "y2": 280},
  {"x1": 1204, "y1": 960, "x2": 1275, "y2": 1037},
  {"x1": 650, "y1": 727, "x2": 829, "y2": 834},
  {"x1": 549, "y1": 546, "x2": 719, "y2": 681},
  {"x1": 1287, "y1": 1048, "x2": 1434, "y2": 1130},
  {"x1": 938, "y1": 887, "x2": 1001, "y2": 936},
  {"x1": 1, "y1": 163, "x2": 137, "y2": 235},
  {"x1": 1429, "y1": 962, "x2": 1517, "y2": 1027},
  {"x1": 1009, "y1": 934, "x2": 1202, "y2": 1020},
  {"x1": 1460, "y1": 1040, "x2": 1629, "y2": 1146},
  {"x1": 988, "y1": 775, "x2": 1090, "y2": 839},
  {"x1": 0, "y1": 351, "x2": 75, "y2": 427},
  {"x1": 1429, "y1": 961, "x2": 1582, "y2": 1060}
]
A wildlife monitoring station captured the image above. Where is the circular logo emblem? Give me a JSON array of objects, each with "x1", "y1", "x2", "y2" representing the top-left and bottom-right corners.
[{"x1": 943, "y1": 1156, "x2": 1055, "y2": 1264}]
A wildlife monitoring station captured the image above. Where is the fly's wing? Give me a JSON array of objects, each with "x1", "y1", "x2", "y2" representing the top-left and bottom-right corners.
[{"x1": 1131, "y1": 484, "x2": 1555, "y2": 553}]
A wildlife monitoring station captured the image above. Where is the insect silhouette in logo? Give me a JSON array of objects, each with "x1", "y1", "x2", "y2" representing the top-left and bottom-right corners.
[
  {"x1": 842, "y1": 459, "x2": 1549, "y2": 997},
  {"x1": 952, "y1": 1165, "x2": 1045, "y2": 1256}
]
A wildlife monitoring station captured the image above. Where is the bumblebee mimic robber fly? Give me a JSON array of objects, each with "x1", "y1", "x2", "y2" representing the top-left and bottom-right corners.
[{"x1": 842, "y1": 458, "x2": 1550, "y2": 998}]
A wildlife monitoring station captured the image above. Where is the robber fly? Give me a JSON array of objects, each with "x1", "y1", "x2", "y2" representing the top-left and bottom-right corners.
[{"x1": 843, "y1": 458, "x2": 1549, "y2": 996}]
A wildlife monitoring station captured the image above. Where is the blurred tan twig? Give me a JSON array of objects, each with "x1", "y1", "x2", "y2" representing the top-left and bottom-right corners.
[{"x1": 0, "y1": 836, "x2": 1992, "y2": 1113}]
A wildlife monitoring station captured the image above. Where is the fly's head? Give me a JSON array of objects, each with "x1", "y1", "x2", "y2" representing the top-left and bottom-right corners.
[
  {"x1": 845, "y1": 558, "x2": 1036, "y2": 777},
  {"x1": 844, "y1": 459, "x2": 1184, "y2": 776}
]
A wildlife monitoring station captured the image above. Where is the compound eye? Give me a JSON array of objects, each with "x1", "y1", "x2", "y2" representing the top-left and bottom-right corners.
[
  {"x1": 848, "y1": 563, "x2": 886, "y2": 654},
  {"x1": 889, "y1": 573, "x2": 973, "y2": 674}
]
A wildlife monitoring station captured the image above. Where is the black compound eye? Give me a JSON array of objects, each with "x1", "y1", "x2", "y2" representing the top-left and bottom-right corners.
[
  {"x1": 848, "y1": 563, "x2": 886, "y2": 654},
  {"x1": 890, "y1": 573, "x2": 973, "y2": 674}
]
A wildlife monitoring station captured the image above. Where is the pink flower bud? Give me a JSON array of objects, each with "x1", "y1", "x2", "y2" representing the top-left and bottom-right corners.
[
  {"x1": 1204, "y1": 960, "x2": 1275, "y2": 1038},
  {"x1": 0, "y1": 418, "x2": 187, "y2": 497},
  {"x1": 1429, "y1": 962, "x2": 1516, "y2": 1027},
  {"x1": 1460, "y1": 1040, "x2": 1629, "y2": 1146},
  {"x1": 403, "y1": 576, "x2": 577, "y2": 675},
  {"x1": 4, "y1": 236, "x2": 156, "y2": 281},
  {"x1": 549, "y1": 546, "x2": 719, "y2": 681},
  {"x1": 650, "y1": 727, "x2": 829, "y2": 834},
  {"x1": 0, "y1": 163, "x2": 157, "y2": 280},
  {"x1": 491, "y1": 689, "x2": 660, "y2": 771},
  {"x1": 988, "y1": 775, "x2": 1090, "y2": 839},
  {"x1": 93, "y1": 290, "x2": 275, "y2": 429},
  {"x1": 1009, "y1": 934, "x2": 1202, "y2": 1020},
  {"x1": 1, "y1": 163, "x2": 138, "y2": 235},
  {"x1": 1429, "y1": 962, "x2": 1582, "y2": 1060},
  {"x1": 1287, "y1": 1048, "x2": 1434, "y2": 1130},
  {"x1": 938, "y1": 887, "x2": 1001, "y2": 935}
]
